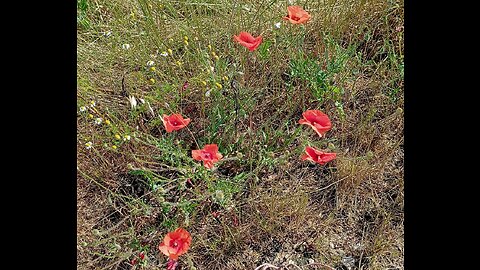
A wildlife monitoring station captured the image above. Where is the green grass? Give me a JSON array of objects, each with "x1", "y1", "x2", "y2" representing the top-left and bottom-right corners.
[{"x1": 77, "y1": 0, "x2": 404, "y2": 269}]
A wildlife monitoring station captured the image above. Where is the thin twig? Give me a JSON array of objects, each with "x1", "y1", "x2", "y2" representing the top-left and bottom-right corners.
[
  {"x1": 254, "y1": 263, "x2": 280, "y2": 270},
  {"x1": 285, "y1": 263, "x2": 303, "y2": 270},
  {"x1": 317, "y1": 176, "x2": 349, "y2": 192},
  {"x1": 302, "y1": 262, "x2": 336, "y2": 270}
]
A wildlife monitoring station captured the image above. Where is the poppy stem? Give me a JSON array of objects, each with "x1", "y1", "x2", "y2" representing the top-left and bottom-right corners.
[
  {"x1": 186, "y1": 128, "x2": 200, "y2": 149},
  {"x1": 283, "y1": 126, "x2": 303, "y2": 147}
]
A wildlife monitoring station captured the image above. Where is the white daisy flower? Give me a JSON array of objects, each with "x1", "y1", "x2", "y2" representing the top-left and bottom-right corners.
[
  {"x1": 209, "y1": 66, "x2": 215, "y2": 73},
  {"x1": 94, "y1": 118, "x2": 103, "y2": 125},
  {"x1": 85, "y1": 142, "x2": 93, "y2": 149},
  {"x1": 123, "y1": 135, "x2": 131, "y2": 141},
  {"x1": 122, "y1": 44, "x2": 131, "y2": 50},
  {"x1": 274, "y1": 22, "x2": 281, "y2": 29},
  {"x1": 128, "y1": 95, "x2": 137, "y2": 109},
  {"x1": 79, "y1": 106, "x2": 87, "y2": 112},
  {"x1": 160, "y1": 51, "x2": 169, "y2": 57},
  {"x1": 146, "y1": 60, "x2": 155, "y2": 66},
  {"x1": 104, "y1": 31, "x2": 112, "y2": 37},
  {"x1": 205, "y1": 89, "x2": 211, "y2": 97},
  {"x1": 90, "y1": 101, "x2": 96, "y2": 108}
]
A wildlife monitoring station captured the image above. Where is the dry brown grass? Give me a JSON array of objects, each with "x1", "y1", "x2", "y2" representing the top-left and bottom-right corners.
[{"x1": 77, "y1": 0, "x2": 403, "y2": 269}]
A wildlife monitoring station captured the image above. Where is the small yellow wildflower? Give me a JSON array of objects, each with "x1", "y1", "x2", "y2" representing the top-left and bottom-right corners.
[
  {"x1": 184, "y1": 40, "x2": 189, "y2": 46},
  {"x1": 201, "y1": 81, "x2": 207, "y2": 86},
  {"x1": 88, "y1": 114, "x2": 94, "y2": 118},
  {"x1": 168, "y1": 48, "x2": 173, "y2": 55},
  {"x1": 223, "y1": 76, "x2": 229, "y2": 81},
  {"x1": 150, "y1": 67, "x2": 156, "y2": 71},
  {"x1": 176, "y1": 61, "x2": 182, "y2": 66},
  {"x1": 184, "y1": 36, "x2": 188, "y2": 41},
  {"x1": 150, "y1": 78, "x2": 156, "y2": 83},
  {"x1": 115, "y1": 134, "x2": 121, "y2": 140},
  {"x1": 214, "y1": 55, "x2": 219, "y2": 60},
  {"x1": 208, "y1": 45, "x2": 212, "y2": 50},
  {"x1": 212, "y1": 51, "x2": 217, "y2": 57},
  {"x1": 168, "y1": 38, "x2": 173, "y2": 42},
  {"x1": 105, "y1": 119, "x2": 111, "y2": 125},
  {"x1": 112, "y1": 145, "x2": 117, "y2": 150},
  {"x1": 85, "y1": 142, "x2": 93, "y2": 149},
  {"x1": 215, "y1": 82, "x2": 223, "y2": 89}
]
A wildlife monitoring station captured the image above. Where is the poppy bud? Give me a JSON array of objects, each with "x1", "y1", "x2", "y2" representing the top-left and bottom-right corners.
[{"x1": 327, "y1": 143, "x2": 335, "y2": 150}]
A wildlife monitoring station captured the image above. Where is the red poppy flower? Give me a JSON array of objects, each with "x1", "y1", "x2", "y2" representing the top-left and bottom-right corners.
[
  {"x1": 301, "y1": 146, "x2": 336, "y2": 165},
  {"x1": 192, "y1": 144, "x2": 223, "y2": 169},
  {"x1": 158, "y1": 228, "x2": 192, "y2": 260},
  {"x1": 283, "y1": 6, "x2": 311, "y2": 24},
  {"x1": 298, "y1": 110, "x2": 332, "y2": 137},
  {"x1": 233, "y1": 31, "x2": 263, "y2": 51},
  {"x1": 162, "y1": 114, "x2": 191, "y2": 133}
]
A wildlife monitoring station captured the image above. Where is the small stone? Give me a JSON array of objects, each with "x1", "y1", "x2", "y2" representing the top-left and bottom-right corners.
[{"x1": 341, "y1": 256, "x2": 356, "y2": 269}]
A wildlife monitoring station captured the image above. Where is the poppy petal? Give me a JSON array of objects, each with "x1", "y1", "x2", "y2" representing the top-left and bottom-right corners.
[
  {"x1": 204, "y1": 160, "x2": 214, "y2": 169},
  {"x1": 238, "y1": 31, "x2": 255, "y2": 43},
  {"x1": 169, "y1": 253, "x2": 179, "y2": 260},
  {"x1": 305, "y1": 147, "x2": 319, "y2": 161},
  {"x1": 204, "y1": 144, "x2": 218, "y2": 153},
  {"x1": 234, "y1": 32, "x2": 262, "y2": 51},
  {"x1": 159, "y1": 243, "x2": 170, "y2": 257},
  {"x1": 192, "y1": 150, "x2": 203, "y2": 161},
  {"x1": 182, "y1": 118, "x2": 191, "y2": 126},
  {"x1": 301, "y1": 154, "x2": 311, "y2": 161}
]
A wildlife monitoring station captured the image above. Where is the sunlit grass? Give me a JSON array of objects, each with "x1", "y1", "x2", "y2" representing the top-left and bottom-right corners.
[{"x1": 77, "y1": 0, "x2": 403, "y2": 269}]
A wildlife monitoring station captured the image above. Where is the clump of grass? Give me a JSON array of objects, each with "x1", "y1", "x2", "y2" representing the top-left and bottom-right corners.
[{"x1": 77, "y1": 0, "x2": 403, "y2": 269}]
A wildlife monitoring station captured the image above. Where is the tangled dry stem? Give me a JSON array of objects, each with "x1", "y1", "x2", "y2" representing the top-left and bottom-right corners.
[{"x1": 254, "y1": 262, "x2": 336, "y2": 270}]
